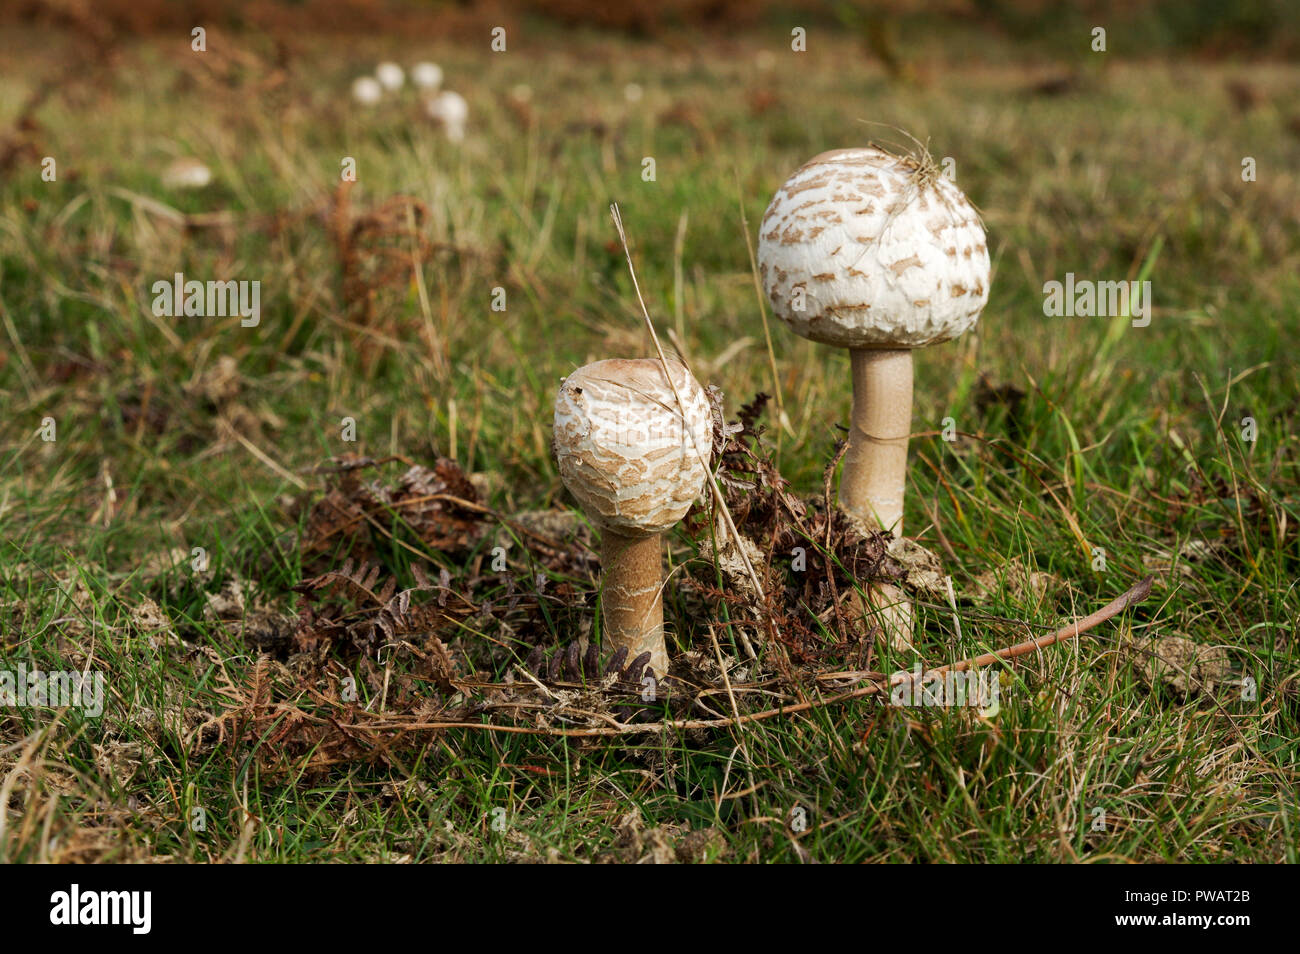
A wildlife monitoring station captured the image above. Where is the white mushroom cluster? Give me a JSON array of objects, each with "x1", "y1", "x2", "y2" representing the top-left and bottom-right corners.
[{"x1": 349, "y1": 60, "x2": 468, "y2": 140}]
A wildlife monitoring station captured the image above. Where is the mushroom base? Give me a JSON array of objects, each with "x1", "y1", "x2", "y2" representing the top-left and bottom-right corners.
[
  {"x1": 600, "y1": 529, "x2": 669, "y2": 681},
  {"x1": 851, "y1": 582, "x2": 915, "y2": 652},
  {"x1": 841, "y1": 347, "x2": 913, "y2": 537}
]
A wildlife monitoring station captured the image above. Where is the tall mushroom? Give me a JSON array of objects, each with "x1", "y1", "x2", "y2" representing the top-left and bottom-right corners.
[
  {"x1": 553, "y1": 358, "x2": 712, "y2": 679},
  {"x1": 758, "y1": 146, "x2": 990, "y2": 537}
]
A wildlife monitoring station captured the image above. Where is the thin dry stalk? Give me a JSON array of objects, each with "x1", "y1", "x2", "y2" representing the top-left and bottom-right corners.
[
  {"x1": 890, "y1": 575, "x2": 1155, "y2": 687},
  {"x1": 352, "y1": 575, "x2": 1157, "y2": 739},
  {"x1": 608, "y1": 203, "x2": 766, "y2": 658}
]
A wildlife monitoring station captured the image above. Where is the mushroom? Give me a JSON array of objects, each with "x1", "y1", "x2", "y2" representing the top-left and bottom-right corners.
[
  {"x1": 553, "y1": 358, "x2": 713, "y2": 679},
  {"x1": 375, "y1": 61, "x2": 405, "y2": 91},
  {"x1": 758, "y1": 146, "x2": 989, "y2": 537},
  {"x1": 351, "y1": 76, "x2": 383, "y2": 106},
  {"x1": 161, "y1": 157, "x2": 212, "y2": 190},
  {"x1": 411, "y1": 61, "x2": 443, "y2": 90},
  {"x1": 425, "y1": 90, "x2": 468, "y2": 141}
]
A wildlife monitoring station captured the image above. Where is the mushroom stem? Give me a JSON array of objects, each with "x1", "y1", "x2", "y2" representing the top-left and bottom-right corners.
[
  {"x1": 841, "y1": 347, "x2": 913, "y2": 537},
  {"x1": 599, "y1": 529, "x2": 667, "y2": 678}
]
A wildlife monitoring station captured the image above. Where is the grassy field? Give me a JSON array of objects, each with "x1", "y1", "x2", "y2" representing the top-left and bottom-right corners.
[{"x1": 1, "y1": 22, "x2": 1297, "y2": 863}]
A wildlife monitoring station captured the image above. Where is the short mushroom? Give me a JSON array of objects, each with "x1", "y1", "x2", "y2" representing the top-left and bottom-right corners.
[
  {"x1": 758, "y1": 146, "x2": 990, "y2": 536},
  {"x1": 411, "y1": 61, "x2": 443, "y2": 90},
  {"x1": 425, "y1": 90, "x2": 468, "y2": 141},
  {"x1": 553, "y1": 358, "x2": 713, "y2": 679},
  {"x1": 375, "y1": 62, "x2": 405, "y2": 92}
]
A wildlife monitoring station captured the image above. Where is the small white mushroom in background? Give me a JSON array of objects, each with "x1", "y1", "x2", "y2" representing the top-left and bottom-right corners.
[
  {"x1": 375, "y1": 61, "x2": 404, "y2": 91},
  {"x1": 623, "y1": 82, "x2": 644, "y2": 104},
  {"x1": 351, "y1": 75, "x2": 383, "y2": 106},
  {"x1": 426, "y1": 90, "x2": 469, "y2": 141},
  {"x1": 554, "y1": 358, "x2": 713, "y2": 679},
  {"x1": 758, "y1": 146, "x2": 990, "y2": 650},
  {"x1": 162, "y1": 157, "x2": 212, "y2": 190},
  {"x1": 411, "y1": 61, "x2": 443, "y2": 90}
]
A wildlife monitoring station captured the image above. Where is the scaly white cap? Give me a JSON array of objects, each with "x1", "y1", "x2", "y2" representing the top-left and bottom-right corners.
[
  {"x1": 758, "y1": 147, "x2": 990, "y2": 349},
  {"x1": 554, "y1": 358, "x2": 712, "y2": 537}
]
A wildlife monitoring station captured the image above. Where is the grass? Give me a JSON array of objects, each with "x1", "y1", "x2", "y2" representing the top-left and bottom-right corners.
[{"x1": 0, "y1": 22, "x2": 1297, "y2": 863}]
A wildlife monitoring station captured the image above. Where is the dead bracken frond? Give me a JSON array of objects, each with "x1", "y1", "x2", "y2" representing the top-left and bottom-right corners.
[
  {"x1": 284, "y1": 453, "x2": 489, "y2": 575},
  {"x1": 686, "y1": 392, "x2": 898, "y2": 665},
  {"x1": 328, "y1": 182, "x2": 434, "y2": 328},
  {"x1": 202, "y1": 572, "x2": 1153, "y2": 778},
  {"x1": 192, "y1": 402, "x2": 1154, "y2": 778}
]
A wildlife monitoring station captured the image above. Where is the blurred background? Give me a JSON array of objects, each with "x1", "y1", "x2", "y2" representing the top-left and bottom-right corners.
[{"x1": 1, "y1": 0, "x2": 1297, "y2": 55}]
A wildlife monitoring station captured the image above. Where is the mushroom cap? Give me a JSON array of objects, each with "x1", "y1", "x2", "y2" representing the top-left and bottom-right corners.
[
  {"x1": 554, "y1": 358, "x2": 713, "y2": 537},
  {"x1": 426, "y1": 90, "x2": 468, "y2": 141},
  {"x1": 162, "y1": 157, "x2": 212, "y2": 190},
  {"x1": 411, "y1": 61, "x2": 443, "y2": 89},
  {"x1": 375, "y1": 62, "x2": 404, "y2": 90},
  {"x1": 351, "y1": 76, "x2": 383, "y2": 105},
  {"x1": 426, "y1": 90, "x2": 468, "y2": 124},
  {"x1": 758, "y1": 147, "x2": 990, "y2": 349}
]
